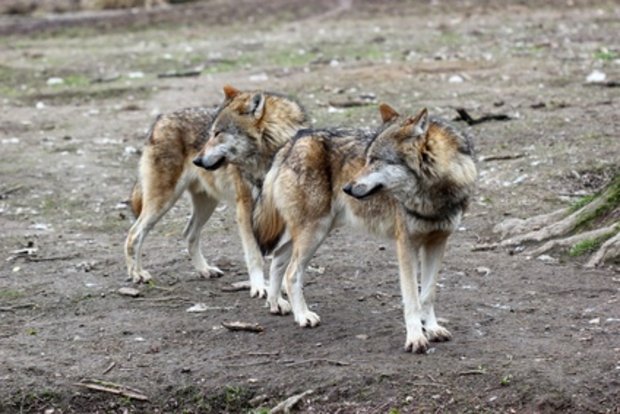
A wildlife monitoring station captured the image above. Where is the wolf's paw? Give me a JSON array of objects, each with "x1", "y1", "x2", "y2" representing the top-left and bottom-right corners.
[
  {"x1": 424, "y1": 325, "x2": 452, "y2": 342},
  {"x1": 198, "y1": 266, "x2": 224, "y2": 279},
  {"x1": 131, "y1": 269, "x2": 152, "y2": 284},
  {"x1": 250, "y1": 283, "x2": 267, "y2": 299},
  {"x1": 295, "y1": 311, "x2": 321, "y2": 328},
  {"x1": 404, "y1": 335, "x2": 430, "y2": 354},
  {"x1": 269, "y1": 297, "x2": 291, "y2": 315}
]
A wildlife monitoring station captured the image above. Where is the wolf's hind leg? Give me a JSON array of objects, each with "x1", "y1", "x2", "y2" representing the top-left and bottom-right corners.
[
  {"x1": 126, "y1": 181, "x2": 187, "y2": 283},
  {"x1": 267, "y1": 239, "x2": 293, "y2": 315},
  {"x1": 183, "y1": 188, "x2": 222, "y2": 278},
  {"x1": 285, "y1": 222, "x2": 330, "y2": 328},
  {"x1": 420, "y1": 235, "x2": 451, "y2": 342}
]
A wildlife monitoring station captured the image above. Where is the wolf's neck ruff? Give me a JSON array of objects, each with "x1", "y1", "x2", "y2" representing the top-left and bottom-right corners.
[{"x1": 402, "y1": 197, "x2": 468, "y2": 222}]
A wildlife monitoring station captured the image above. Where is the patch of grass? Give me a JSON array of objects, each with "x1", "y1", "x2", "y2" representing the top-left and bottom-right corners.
[
  {"x1": 569, "y1": 229, "x2": 617, "y2": 257},
  {"x1": 168, "y1": 385, "x2": 255, "y2": 413},
  {"x1": 0, "y1": 289, "x2": 24, "y2": 299},
  {"x1": 5, "y1": 389, "x2": 62, "y2": 413},
  {"x1": 594, "y1": 48, "x2": 618, "y2": 61},
  {"x1": 22, "y1": 85, "x2": 153, "y2": 105},
  {"x1": 569, "y1": 194, "x2": 596, "y2": 212},
  {"x1": 574, "y1": 174, "x2": 620, "y2": 231},
  {"x1": 500, "y1": 374, "x2": 513, "y2": 387}
]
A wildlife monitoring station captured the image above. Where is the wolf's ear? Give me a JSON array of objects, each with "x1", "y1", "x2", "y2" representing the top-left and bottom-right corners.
[
  {"x1": 248, "y1": 93, "x2": 266, "y2": 119},
  {"x1": 403, "y1": 108, "x2": 429, "y2": 136},
  {"x1": 378, "y1": 103, "x2": 400, "y2": 123},
  {"x1": 223, "y1": 85, "x2": 240, "y2": 100}
]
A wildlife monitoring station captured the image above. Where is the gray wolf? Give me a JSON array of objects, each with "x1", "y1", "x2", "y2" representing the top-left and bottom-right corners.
[
  {"x1": 249, "y1": 104, "x2": 477, "y2": 353},
  {"x1": 124, "y1": 85, "x2": 306, "y2": 298}
]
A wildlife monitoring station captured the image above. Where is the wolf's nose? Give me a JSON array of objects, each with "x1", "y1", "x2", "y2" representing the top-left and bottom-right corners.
[
  {"x1": 342, "y1": 183, "x2": 353, "y2": 196},
  {"x1": 192, "y1": 157, "x2": 203, "y2": 167}
]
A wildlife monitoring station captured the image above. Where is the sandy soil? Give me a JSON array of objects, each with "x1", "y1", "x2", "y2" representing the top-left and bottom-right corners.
[{"x1": 1, "y1": 1, "x2": 619, "y2": 412}]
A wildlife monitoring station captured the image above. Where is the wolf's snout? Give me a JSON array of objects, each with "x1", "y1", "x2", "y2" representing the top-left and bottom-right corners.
[
  {"x1": 192, "y1": 157, "x2": 203, "y2": 167},
  {"x1": 344, "y1": 182, "x2": 384, "y2": 199}
]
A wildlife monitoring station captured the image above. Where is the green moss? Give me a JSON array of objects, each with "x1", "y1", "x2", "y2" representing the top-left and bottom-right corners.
[
  {"x1": 0, "y1": 289, "x2": 24, "y2": 299},
  {"x1": 574, "y1": 174, "x2": 620, "y2": 230},
  {"x1": 594, "y1": 48, "x2": 618, "y2": 61},
  {"x1": 569, "y1": 194, "x2": 596, "y2": 212},
  {"x1": 569, "y1": 228, "x2": 617, "y2": 257}
]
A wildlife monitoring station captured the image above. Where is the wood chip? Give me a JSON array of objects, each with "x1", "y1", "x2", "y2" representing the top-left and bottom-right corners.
[
  {"x1": 221, "y1": 321, "x2": 264, "y2": 333},
  {"x1": 221, "y1": 280, "x2": 251, "y2": 292}
]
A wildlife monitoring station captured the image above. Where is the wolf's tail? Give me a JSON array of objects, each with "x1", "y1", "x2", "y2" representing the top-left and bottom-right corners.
[
  {"x1": 129, "y1": 180, "x2": 143, "y2": 218},
  {"x1": 253, "y1": 168, "x2": 286, "y2": 255}
]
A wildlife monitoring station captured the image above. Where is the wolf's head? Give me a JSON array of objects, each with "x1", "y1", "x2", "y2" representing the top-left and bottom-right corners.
[
  {"x1": 193, "y1": 85, "x2": 306, "y2": 170},
  {"x1": 344, "y1": 104, "x2": 476, "y2": 200}
]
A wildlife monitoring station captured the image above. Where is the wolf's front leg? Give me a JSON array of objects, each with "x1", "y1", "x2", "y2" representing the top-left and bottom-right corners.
[
  {"x1": 233, "y1": 171, "x2": 267, "y2": 298},
  {"x1": 420, "y1": 236, "x2": 451, "y2": 342},
  {"x1": 396, "y1": 225, "x2": 428, "y2": 353}
]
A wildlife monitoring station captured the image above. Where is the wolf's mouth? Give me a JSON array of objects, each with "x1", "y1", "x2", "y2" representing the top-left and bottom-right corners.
[
  {"x1": 343, "y1": 183, "x2": 384, "y2": 199},
  {"x1": 194, "y1": 155, "x2": 226, "y2": 170}
]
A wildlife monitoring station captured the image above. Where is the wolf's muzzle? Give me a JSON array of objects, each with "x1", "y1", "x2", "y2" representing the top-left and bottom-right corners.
[
  {"x1": 343, "y1": 182, "x2": 384, "y2": 199},
  {"x1": 193, "y1": 155, "x2": 225, "y2": 170}
]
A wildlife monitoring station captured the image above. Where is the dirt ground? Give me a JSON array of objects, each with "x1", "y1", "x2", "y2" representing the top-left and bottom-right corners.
[{"x1": 1, "y1": 1, "x2": 619, "y2": 412}]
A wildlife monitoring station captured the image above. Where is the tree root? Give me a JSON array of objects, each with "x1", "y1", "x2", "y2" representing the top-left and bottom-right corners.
[
  {"x1": 586, "y1": 231, "x2": 620, "y2": 268},
  {"x1": 529, "y1": 225, "x2": 617, "y2": 257},
  {"x1": 493, "y1": 208, "x2": 569, "y2": 239},
  {"x1": 500, "y1": 196, "x2": 608, "y2": 246}
]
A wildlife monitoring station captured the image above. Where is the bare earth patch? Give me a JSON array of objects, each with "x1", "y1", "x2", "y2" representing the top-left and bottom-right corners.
[{"x1": 1, "y1": 1, "x2": 619, "y2": 412}]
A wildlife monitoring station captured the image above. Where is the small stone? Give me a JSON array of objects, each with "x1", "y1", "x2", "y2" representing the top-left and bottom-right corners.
[
  {"x1": 586, "y1": 70, "x2": 606, "y2": 83},
  {"x1": 588, "y1": 317, "x2": 600, "y2": 325},
  {"x1": 186, "y1": 303, "x2": 208, "y2": 313},
  {"x1": 46, "y1": 77, "x2": 64, "y2": 85},
  {"x1": 449, "y1": 75, "x2": 464, "y2": 83},
  {"x1": 356, "y1": 334, "x2": 368, "y2": 340},
  {"x1": 475, "y1": 266, "x2": 491, "y2": 276},
  {"x1": 118, "y1": 287, "x2": 141, "y2": 297}
]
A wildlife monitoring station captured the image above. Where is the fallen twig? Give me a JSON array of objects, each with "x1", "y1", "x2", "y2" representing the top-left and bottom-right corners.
[
  {"x1": 471, "y1": 243, "x2": 499, "y2": 252},
  {"x1": 134, "y1": 296, "x2": 190, "y2": 302},
  {"x1": 74, "y1": 378, "x2": 149, "y2": 401},
  {"x1": 0, "y1": 303, "x2": 36, "y2": 312},
  {"x1": 221, "y1": 321, "x2": 264, "y2": 333},
  {"x1": 223, "y1": 360, "x2": 271, "y2": 368},
  {"x1": 26, "y1": 254, "x2": 79, "y2": 262},
  {"x1": 328, "y1": 98, "x2": 374, "y2": 108},
  {"x1": 454, "y1": 108, "x2": 512, "y2": 125},
  {"x1": 0, "y1": 185, "x2": 23, "y2": 199},
  {"x1": 458, "y1": 369, "x2": 486, "y2": 376},
  {"x1": 585, "y1": 80, "x2": 620, "y2": 88},
  {"x1": 480, "y1": 153, "x2": 525, "y2": 162},
  {"x1": 270, "y1": 389, "x2": 313, "y2": 414},
  {"x1": 157, "y1": 69, "x2": 202, "y2": 78},
  {"x1": 102, "y1": 361, "x2": 116, "y2": 375},
  {"x1": 283, "y1": 358, "x2": 350, "y2": 367}
]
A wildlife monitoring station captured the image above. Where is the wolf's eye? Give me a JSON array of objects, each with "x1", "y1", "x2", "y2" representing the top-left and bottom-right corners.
[{"x1": 213, "y1": 130, "x2": 222, "y2": 137}]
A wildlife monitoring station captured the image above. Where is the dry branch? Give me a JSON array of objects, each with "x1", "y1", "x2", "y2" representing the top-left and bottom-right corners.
[
  {"x1": 74, "y1": 378, "x2": 149, "y2": 401},
  {"x1": 270, "y1": 389, "x2": 313, "y2": 414}
]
